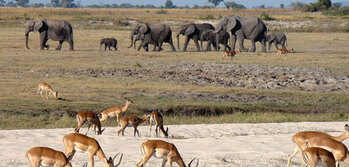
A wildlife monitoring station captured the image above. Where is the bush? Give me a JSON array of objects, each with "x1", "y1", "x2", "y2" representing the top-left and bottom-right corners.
[
  {"x1": 260, "y1": 12, "x2": 274, "y2": 21},
  {"x1": 155, "y1": 9, "x2": 168, "y2": 14},
  {"x1": 199, "y1": 14, "x2": 215, "y2": 20},
  {"x1": 322, "y1": 7, "x2": 349, "y2": 16},
  {"x1": 302, "y1": 2, "x2": 326, "y2": 12}
]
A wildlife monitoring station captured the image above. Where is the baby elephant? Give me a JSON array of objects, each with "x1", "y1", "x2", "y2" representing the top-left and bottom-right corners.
[{"x1": 100, "y1": 38, "x2": 118, "y2": 51}]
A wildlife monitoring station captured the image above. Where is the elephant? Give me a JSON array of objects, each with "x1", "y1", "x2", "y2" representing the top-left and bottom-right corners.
[
  {"x1": 128, "y1": 23, "x2": 175, "y2": 52},
  {"x1": 100, "y1": 38, "x2": 118, "y2": 51},
  {"x1": 200, "y1": 29, "x2": 231, "y2": 51},
  {"x1": 215, "y1": 16, "x2": 267, "y2": 52},
  {"x1": 266, "y1": 32, "x2": 287, "y2": 51},
  {"x1": 176, "y1": 23, "x2": 215, "y2": 51},
  {"x1": 131, "y1": 34, "x2": 159, "y2": 51},
  {"x1": 25, "y1": 19, "x2": 74, "y2": 50}
]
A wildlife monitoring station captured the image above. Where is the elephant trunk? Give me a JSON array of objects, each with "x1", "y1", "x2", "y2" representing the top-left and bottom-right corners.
[
  {"x1": 176, "y1": 31, "x2": 181, "y2": 49},
  {"x1": 215, "y1": 33, "x2": 220, "y2": 51},
  {"x1": 25, "y1": 28, "x2": 31, "y2": 49},
  {"x1": 128, "y1": 31, "x2": 135, "y2": 48}
]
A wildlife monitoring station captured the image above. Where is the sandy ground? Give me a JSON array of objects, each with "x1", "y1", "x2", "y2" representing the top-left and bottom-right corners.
[{"x1": 1, "y1": 122, "x2": 349, "y2": 167}]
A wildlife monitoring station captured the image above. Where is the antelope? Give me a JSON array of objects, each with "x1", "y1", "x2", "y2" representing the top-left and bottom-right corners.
[
  {"x1": 99, "y1": 99, "x2": 134, "y2": 125},
  {"x1": 149, "y1": 111, "x2": 168, "y2": 138},
  {"x1": 287, "y1": 124, "x2": 349, "y2": 167},
  {"x1": 222, "y1": 49, "x2": 241, "y2": 61},
  {"x1": 306, "y1": 136, "x2": 349, "y2": 167},
  {"x1": 75, "y1": 111, "x2": 105, "y2": 135},
  {"x1": 136, "y1": 140, "x2": 199, "y2": 167},
  {"x1": 277, "y1": 48, "x2": 294, "y2": 56},
  {"x1": 26, "y1": 146, "x2": 72, "y2": 167},
  {"x1": 63, "y1": 133, "x2": 123, "y2": 167},
  {"x1": 117, "y1": 115, "x2": 149, "y2": 137},
  {"x1": 303, "y1": 147, "x2": 335, "y2": 167},
  {"x1": 36, "y1": 82, "x2": 58, "y2": 100}
]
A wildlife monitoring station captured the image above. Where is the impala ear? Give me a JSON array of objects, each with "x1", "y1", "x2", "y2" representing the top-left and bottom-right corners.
[
  {"x1": 83, "y1": 162, "x2": 88, "y2": 167},
  {"x1": 345, "y1": 124, "x2": 349, "y2": 131}
]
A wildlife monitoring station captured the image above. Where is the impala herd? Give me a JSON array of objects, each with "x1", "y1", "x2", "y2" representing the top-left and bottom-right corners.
[
  {"x1": 28, "y1": 83, "x2": 199, "y2": 167},
  {"x1": 31, "y1": 82, "x2": 348, "y2": 167}
]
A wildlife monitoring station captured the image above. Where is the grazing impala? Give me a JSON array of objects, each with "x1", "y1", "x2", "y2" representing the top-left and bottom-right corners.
[
  {"x1": 149, "y1": 111, "x2": 168, "y2": 138},
  {"x1": 277, "y1": 48, "x2": 294, "y2": 56},
  {"x1": 136, "y1": 140, "x2": 199, "y2": 167},
  {"x1": 303, "y1": 147, "x2": 335, "y2": 167},
  {"x1": 117, "y1": 115, "x2": 149, "y2": 137},
  {"x1": 306, "y1": 136, "x2": 349, "y2": 167},
  {"x1": 99, "y1": 99, "x2": 134, "y2": 125},
  {"x1": 26, "y1": 146, "x2": 72, "y2": 167},
  {"x1": 75, "y1": 111, "x2": 105, "y2": 135},
  {"x1": 287, "y1": 124, "x2": 349, "y2": 167},
  {"x1": 36, "y1": 82, "x2": 58, "y2": 100},
  {"x1": 63, "y1": 133, "x2": 123, "y2": 167},
  {"x1": 222, "y1": 49, "x2": 241, "y2": 61}
]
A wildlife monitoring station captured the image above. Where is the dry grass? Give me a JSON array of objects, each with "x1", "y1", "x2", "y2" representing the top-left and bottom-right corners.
[{"x1": 1, "y1": 8, "x2": 349, "y2": 129}]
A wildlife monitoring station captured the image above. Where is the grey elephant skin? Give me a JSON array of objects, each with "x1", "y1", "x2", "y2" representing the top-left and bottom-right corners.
[
  {"x1": 176, "y1": 23, "x2": 215, "y2": 51},
  {"x1": 100, "y1": 38, "x2": 118, "y2": 51},
  {"x1": 129, "y1": 23, "x2": 175, "y2": 52},
  {"x1": 266, "y1": 32, "x2": 287, "y2": 51},
  {"x1": 25, "y1": 19, "x2": 74, "y2": 50},
  {"x1": 131, "y1": 34, "x2": 159, "y2": 51},
  {"x1": 215, "y1": 16, "x2": 267, "y2": 52},
  {"x1": 200, "y1": 30, "x2": 230, "y2": 51}
]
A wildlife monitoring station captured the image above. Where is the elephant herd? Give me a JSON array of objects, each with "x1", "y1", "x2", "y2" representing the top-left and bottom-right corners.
[{"x1": 25, "y1": 16, "x2": 288, "y2": 53}]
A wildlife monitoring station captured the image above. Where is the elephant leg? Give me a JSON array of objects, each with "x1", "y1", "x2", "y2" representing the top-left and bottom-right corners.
[
  {"x1": 104, "y1": 44, "x2": 107, "y2": 51},
  {"x1": 193, "y1": 37, "x2": 201, "y2": 52},
  {"x1": 281, "y1": 41, "x2": 287, "y2": 50},
  {"x1": 183, "y1": 36, "x2": 190, "y2": 51},
  {"x1": 68, "y1": 38, "x2": 74, "y2": 50},
  {"x1": 39, "y1": 32, "x2": 48, "y2": 50},
  {"x1": 43, "y1": 38, "x2": 49, "y2": 50},
  {"x1": 56, "y1": 40, "x2": 64, "y2": 50},
  {"x1": 230, "y1": 35, "x2": 237, "y2": 51},
  {"x1": 238, "y1": 38, "x2": 248, "y2": 52},
  {"x1": 249, "y1": 39, "x2": 256, "y2": 52},
  {"x1": 274, "y1": 42, "x2": 279, "y2": 50},
  {"x1": 152, "y1": 44, "x2": 157, "y2": 51},
  {"x1": 157, "y1": 41, "x2": 163, "y2": 52},
  {"x1": 261, "y1": 39, "x2": 267, "y2": 53},
  {"x1": 169, "y1": 38, "x2": 176, "y2": 52}
]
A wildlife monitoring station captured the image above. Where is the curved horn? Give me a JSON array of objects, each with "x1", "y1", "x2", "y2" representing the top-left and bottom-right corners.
[
  {"x1": 83, "y1": 162, "x2": 88, "y2": 167},
  {"x1": 188, "y1": 158, "x2": 196, "y2": 167},
  {"x1": 113, "y1": 153, "x2": 123, "y2": 167}
]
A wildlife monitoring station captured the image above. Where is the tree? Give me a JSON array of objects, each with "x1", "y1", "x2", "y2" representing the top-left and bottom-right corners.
[
  {"x1": 15, "y1": 0, "x2": 29, "y2": 7},
  {"x1": 208, "y1": 0, "x2": 223, "y2": 7},
  {"x1": 280, "y1": 3, "x2": 284, "y2": 8},
  {"x1": 31, "y1": 3, "x2": 45, "y2": 7},
  {"x1": 51, "y1": 0, "x2": 61, "y2": 7},
  {"x1": 260, "y1": 4, "x2": 265, "y2": 9},
  {"x1": 290, "y1": 1, "x2": 305, "y2": 9},
  {"x1": 225, "y1": 1, "x2": 246, "y2": 9},
  {"x1": 318, "y1": 0, "x2": 331, "y2": 9},
  {"x1": 61, "y1": 0, "x2": 76, "y2": 8},
  {"x1": 0, "y1": 0, "x2": 6, "y2": 6},
  {"x1": 165, "y1": 0, "x2": 173, "y2": 8}
]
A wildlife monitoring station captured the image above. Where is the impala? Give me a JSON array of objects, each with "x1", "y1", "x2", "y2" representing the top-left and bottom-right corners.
[
  {"x1": 287, "y1": 124, "x2": 349, "y2": 167},
  {"x1": 222, "y1": 49, "x2": 241, "y2": 61},
  {"x1": 149, "y1": 111, "x2": 168, "y2": 138},
  {"x1": 99, "y1": 99, "x2": 134, "y2": 125},
  {"x1": 136, "y1": 140, "x2": 199, "y2": 167},
  {"x1": 63, "y1": 133, "x2": 123, "y2": 167},
  {"x1": 26, "y1": 146, "x2": 72, "y2": 167},
  {"x1": 306, "y1": 136, "x2": 349, "y2": 167},
  {"x1": 303, "y1": 147, "x2": 335, "y2": 167},
  {"x1": 277, "y1": 48, "x2": 294, "y2": 56},
  {"x1": 75, "y1": 111, "x2": 105, "y2": 135},
  {"x1": 36, "y1": 82, "x2": 58, "y2": 100},
  {"x1": 117, "y1": 115, "x2": 149, "y2": 137}
]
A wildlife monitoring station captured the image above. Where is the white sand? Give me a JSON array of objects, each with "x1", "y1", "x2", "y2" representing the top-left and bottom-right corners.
[{"x1": 1, "y1": 122, "x2": 349, "y2": 167}]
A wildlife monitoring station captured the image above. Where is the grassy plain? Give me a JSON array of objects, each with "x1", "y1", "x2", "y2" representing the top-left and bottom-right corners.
[{"x1": 0, "y1": 8, "x2": 349, "y2": 129}]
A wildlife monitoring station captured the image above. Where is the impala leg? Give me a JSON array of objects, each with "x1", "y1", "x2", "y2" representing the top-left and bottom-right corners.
[
  {"x1": 75, "y1": 120, "x2": 85, "y2": 133},
  {"x1": 45, "y1": 90, "x2": 49, "y2": 100},
  {"x1": 149, "y1": 121, "x2": 152, "y2": 137},
  {"x1": 161, "y1": 159, "x2": 167, "y2": 167},
  {"x1": 89, "y1": 154, "x2": 94, "y2": 167},
  {"x1": 93, "y1": 124, "x2": 96, "y2": 135},
  {"x1": 168, "y1": 158, "x2": 173, "y2": 167},
  {"x1": 117, "y1": 125, "x2": 126, "y2": 136},
  {"x1": 287, "y1": 146, "x2": 300, "y2": 167},
  {"x1": 136, "y1": 151, "x2": 153, "y2": 167},
  {"x1": 155, "y1": 125, "x2": 159, "y2": 137},
  {"x1": 85, "y1": 124, "x2": 91, "y2": 135}
]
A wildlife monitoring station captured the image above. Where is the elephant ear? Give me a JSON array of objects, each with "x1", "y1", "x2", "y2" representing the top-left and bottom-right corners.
[
  {"x1": 138, "y1": 23, "x2": 149, "y2": 34},
  {"x1": 184, "y1": 24, "x2": 195, "y2": 36},
  {"x1": 33, "y1": 19, "x2": 44, "y2": 32},
  {"x1": 226, "y1": 18, "x2": 237, "y2": 32}
]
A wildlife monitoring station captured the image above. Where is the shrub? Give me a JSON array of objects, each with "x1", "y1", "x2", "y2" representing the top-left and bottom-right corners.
[
  {"x1": 199, "y1": 14, "x2": 215, "y2": 20},
  {"x1": 155, "y1": 9, "x2": 168, "y2": 14},
  {"x1": 260, "y1": 12, "x2": 274, "y2": 21},
  {"x1": 322, "y1": 7, "x2": 349, "y2": 16}
]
